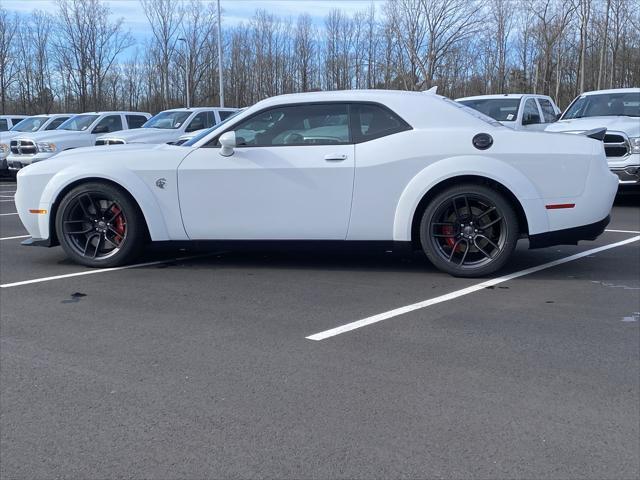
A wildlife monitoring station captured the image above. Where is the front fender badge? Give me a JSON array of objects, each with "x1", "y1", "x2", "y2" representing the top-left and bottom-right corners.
[{"x1": 155, "y1": 178, "x2": 167, "y2": 189}]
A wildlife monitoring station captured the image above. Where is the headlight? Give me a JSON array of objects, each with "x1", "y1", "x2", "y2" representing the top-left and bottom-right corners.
[
  {"x1": 36, "y1": 142, "x2": 57, "y2": 153},
  {"x1": 630, "y1": 137, "x2": 640, "y2": 155},
  {"x1": 0, "y1": 143, "x2": 8, "y2": 153}
]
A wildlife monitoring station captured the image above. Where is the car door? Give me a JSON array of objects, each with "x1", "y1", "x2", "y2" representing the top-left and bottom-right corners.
[
  {"x1": 520, "y1": 97, "x2": 546, "y2": 131},
  {"x1": 178, "y1": 102, "x2": 355, "y2": 240},
  {"x1": 537, "y1": 98, "x2": 560, "y2": 125}
]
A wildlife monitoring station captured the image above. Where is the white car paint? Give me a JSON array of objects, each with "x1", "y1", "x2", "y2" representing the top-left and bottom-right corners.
[
  {"x1": 1, "y1": 114, "x2": 74, "y2": 168},
  {"x1": 545, "y1": 88, "x2": 640, "y2": 186},
  {"x1": 6, "y1": 111, "x2": 151, "y2": 169},
  {"x1": 96, "y1": 107, "x2": 238, "y2": 146},
  {"x1": 15, "y1": 90, "x2": 617, "y2": 271},
  {"x1": 456, "y1": 94, "x2": 561, "y2": 131},
  {"x1": 0, "y1": 115, "x2": 29, "y2": 132}
]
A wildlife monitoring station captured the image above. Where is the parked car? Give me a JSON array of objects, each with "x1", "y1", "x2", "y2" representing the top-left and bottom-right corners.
[
  {"x1": 0, "y1": 115, "x2": 29, "y2": 132},
  {"x1": 15, "y1": 90, "x2": 616, "y2": 277},
  {"x1": 456, "y1": 94, "x2": 561, "y2": 131},
  {"x1": 95, "y1": 107, "x2": 238, "y2": 146},
  {"x1": 545, "y1": 88, "x2": 640, "y2": 187},
  {"x1": 7, "y1": 111, "x2": 151, "y2": 170},
  {"x1": 1, "y1": 114, "x2": 74, "y2": 174}
]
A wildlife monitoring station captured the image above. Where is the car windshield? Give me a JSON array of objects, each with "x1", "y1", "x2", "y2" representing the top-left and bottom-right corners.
[
  {"x1": 562, "y1": 92, "x2": 640, "y2": 119},
  {"x1": 142, "y1": 111, "x2": 192, "y2": 129},
  {"x1": 458, "y1": 98, "x2": 521, "y2": 122},
  {"x1": 182, "y1": 109, "x2": 244, "y2": 146},
  {"x1": 59, "y1": 114, "x2": 100, "y2": 131},
  {"x1": 10, "y1": 117, "x2": 49, "y2": 132}
]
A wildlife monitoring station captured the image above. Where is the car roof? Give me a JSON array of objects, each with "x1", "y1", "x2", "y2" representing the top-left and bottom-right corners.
[
  {"x1": 579, "y1": 88, "x2": 640, "y2": 96},
  {"x1": 455, "y1": 94, "x2": 552, "y2": 101},
  {"x1": 78, "y1": 111, "x2": 151, "y2": 116},
  {"x1": 0, "y1": 114, "x2": 29, "y2": 118},
  {"x1": 161, "y1": 107, "x2": 237, "y2": 113}
]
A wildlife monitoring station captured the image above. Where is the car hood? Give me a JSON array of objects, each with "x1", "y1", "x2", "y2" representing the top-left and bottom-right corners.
[
  {"x1": 545, "y1": 116, "x2": 640, "y2": 137},
  {"x1": 20, "y1": 143, "x2": 192, "y2": 175},
  {"x1": 0, "y1": 131, "x2": 25, "y2": 143},
  {"x1": 97, "y1": 128, "x2": 182, "y2": 143},
  {"x1": 12, "y1": 130, "x2": 89, "y2": 144}
]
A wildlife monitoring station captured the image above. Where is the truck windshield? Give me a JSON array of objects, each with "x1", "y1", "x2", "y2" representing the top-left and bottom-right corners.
[
  {"x1": 59, "y1": 114, "x2": 100, "y2": 131},
  {"x1": 10, "y1": 117, "x2": 48, "y2": 132},
  {"x1": 143, "y1": 111, "x2": 191, "y2": 129},
  {"x1": 457, "y1": 98, "x2": 520, "y2": 122},
  {"x1": 183, "y1": 109, "x2": 244, "y2": 147},
  {"x1": 562, "y1": 92, "x2": 639, "y2": 119}
]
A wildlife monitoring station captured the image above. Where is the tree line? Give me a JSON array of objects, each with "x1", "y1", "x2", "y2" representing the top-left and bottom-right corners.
[{"x1": 0, "y1": 0, "x2": 639, "y2": 115}]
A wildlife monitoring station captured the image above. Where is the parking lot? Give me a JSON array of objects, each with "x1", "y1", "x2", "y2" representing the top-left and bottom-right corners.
[{"x1": 1, "y1": 177, "x2": 638, "y2": 478}]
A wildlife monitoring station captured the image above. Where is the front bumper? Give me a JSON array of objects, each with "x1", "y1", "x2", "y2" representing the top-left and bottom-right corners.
[
  {"x1": 7, "y1": 152, "x2": 55, "y2": 170},
  {"x1": 608, "y1": 153, "x2": 639, "y2": 185},
  {"x1": 21, "y1": 237, "x2": 53, "y2": 247},
  {"x1": 529, "y1": 215, "x2": 610, "y2": 249}
]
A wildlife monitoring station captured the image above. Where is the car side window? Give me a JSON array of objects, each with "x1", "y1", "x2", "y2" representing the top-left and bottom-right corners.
[
  {"x1": 186, "y1": 112, "x2": 208, "y2": 132},
  {"x1": 126, "y1": 115, "x2": 147, "y2": 129},
  {"x1": 11, "y1": 118, "x2": 24, "y2": 126},
  {"x1": 0, "y1": 119, "x2": 8, "y2": 131},
  {"x1": 537, "y1": 99, "x2": 557, "y2": 123},
  {"x1": 522, "y1": 99, "x2": 541, "y2": 124},
  {"x1": 351, "y1": 103, "x2": 410, "y2": 142},
  {"x1": 95, "y1": 115, "x2": 123, "y2": 133},
  {"x1": 46, "y1": 117, "x2": 68, "y2": 130},
  {"x1": 232, "y1": 103, "x2": 350, "y2": 146}
]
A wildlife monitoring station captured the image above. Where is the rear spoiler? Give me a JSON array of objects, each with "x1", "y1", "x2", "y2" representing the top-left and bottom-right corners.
[{"x1": 581, "y1": 127, "x2": 607, "y2": 141}]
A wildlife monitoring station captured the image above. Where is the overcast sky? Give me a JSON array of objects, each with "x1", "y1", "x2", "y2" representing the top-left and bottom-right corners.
[{"x1": 3, "y1": 0, "x2": 384, "y2": 53}]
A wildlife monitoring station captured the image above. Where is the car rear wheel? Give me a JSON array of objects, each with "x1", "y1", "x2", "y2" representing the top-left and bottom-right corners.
[
  {"x1": 420, "y1": 184, "x2": 519, "y2": 277},
  {"x1": 55, "y1": 182, "x2": 145, "y2": 267}
]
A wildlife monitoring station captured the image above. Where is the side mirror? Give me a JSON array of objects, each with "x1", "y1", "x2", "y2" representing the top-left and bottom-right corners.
[
  {"x1": 219, "y1": 131, "x2": 236, "y2": 157},
  {"x1": 554, "y1": 112, "x2": 562, "y2": 121},
  {"x1": 92, "y1": 125, "x2": 109, "y2": 134},
  {"x1": 522, "y1": 113, "x2": 541, "y2": 126}
]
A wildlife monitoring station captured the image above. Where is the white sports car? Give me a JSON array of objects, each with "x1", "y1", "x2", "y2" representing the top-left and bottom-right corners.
[{"x1": 15, "y1": 90, "x2": 618, "y2": 277}]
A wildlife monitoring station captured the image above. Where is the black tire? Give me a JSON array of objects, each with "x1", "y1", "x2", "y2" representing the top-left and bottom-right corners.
[
  {"x1": 55, "y1": 182, "x2": 146, "y2": 267},
  {"x1": 420, "y1": 184, "x2": 519, "y2": 277}
]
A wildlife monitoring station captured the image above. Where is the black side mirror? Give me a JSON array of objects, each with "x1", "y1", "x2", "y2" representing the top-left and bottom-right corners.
[
  {"x1": 522, "y1": 113, "x2": 541, "y2": 126},
  {"x1": 92, "y1": 125, "x2": 109, "y2": 134}
]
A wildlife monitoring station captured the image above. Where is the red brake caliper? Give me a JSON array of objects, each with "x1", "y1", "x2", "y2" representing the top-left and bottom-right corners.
[
  {"x1": 442, "y1": 225, "x2": 456, "y2": 248},
  {"x1": 110, "y1": 206, "x2": 125, "y2": 244}
]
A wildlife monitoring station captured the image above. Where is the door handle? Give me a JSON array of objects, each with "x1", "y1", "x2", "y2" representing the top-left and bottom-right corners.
[{"x1": 324, "y1": 154, "x2": 348, "y2": 161}]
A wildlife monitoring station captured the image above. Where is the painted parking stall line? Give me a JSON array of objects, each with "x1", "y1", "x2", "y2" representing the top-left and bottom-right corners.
[
  {"x1": 307, "y1": 235, "x2": 640, "y2": 341},
  {"x1": 0, "y1": 212, "x2": 18, "y2": 216},
  {"x1": 0, "y1": 235, "x2": 29, "y2": 241},
  {"x1": 605, "y1": 229, "x2": 640, "y2": 234},
  {"x1": 0, "y1": 253, "x2": 222, "y2": 289}
]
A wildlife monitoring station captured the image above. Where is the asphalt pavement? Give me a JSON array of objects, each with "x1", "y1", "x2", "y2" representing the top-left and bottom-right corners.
[{"x1": 1, "y1": 178, "x2": 639, "y2": 479}]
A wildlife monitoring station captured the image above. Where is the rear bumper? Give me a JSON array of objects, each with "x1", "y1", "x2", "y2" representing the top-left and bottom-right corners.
[{"x1": 529, "y1": 215, "x2": 610, "y2": 249}]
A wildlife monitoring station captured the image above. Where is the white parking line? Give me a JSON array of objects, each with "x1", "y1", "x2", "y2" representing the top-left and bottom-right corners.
[
  {"x1": 0, "y1": 195, "x2": 14, "y2": 198},
  {"x1": 0, "y1": 235, "x2": 29, "y2": 241},
  {"x1": 0, "y1": 212, "x2": 18, "y2": 216},
  {"x1": 606, "y1": 229, "x2": 640, "y2": 234},
  {"x1": 0, "y1": 254, "x2": 213, "y2": 289},
  {"x1": 306, "y1": 235, "x2": 640, "y2": 341},
  {"x1": 0, "y1": 200, "x2": 15, "y2": 202}
]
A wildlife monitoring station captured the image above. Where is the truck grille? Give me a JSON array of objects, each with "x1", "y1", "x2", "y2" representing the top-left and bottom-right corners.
[
  {"x1": 95, "y1": 139, "x2": 125, "y2": 146},
  {"x1": 10, "y1": 139, "x2": 36, "y2": 155},
  {"x1": 603, "y1": 132, "x2": 629, "y2": 158}
]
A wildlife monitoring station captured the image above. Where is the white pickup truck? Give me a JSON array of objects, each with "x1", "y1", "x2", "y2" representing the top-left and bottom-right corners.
[
  {"x1": 546, "y1": 88, "x2": 639, "y2": 187},
  {"x1": 1, "y1": 114, "x2": 74, "y2": 173},
  {"x1": 7, "y1": 111, "x2": 150, "y2": 170},
  {"x1": 95, "y1": 107, "x2": 238, "y2": 146},
  {"x1": 456, "y1": 94, "x2": 561, "y2": 131},
  {"x1": 0, "y1": 115, "x2": 29, "y2": 132}
]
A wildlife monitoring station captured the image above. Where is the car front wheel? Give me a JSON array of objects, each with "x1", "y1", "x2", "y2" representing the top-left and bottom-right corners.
[
  {"x1": 55, "y1": 182, "x2": 145, "y2": 267},
  {"x1": 420, "y1": 184, "x2": 519, "y2": 277}
]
